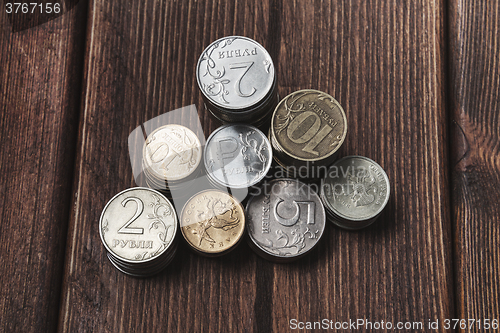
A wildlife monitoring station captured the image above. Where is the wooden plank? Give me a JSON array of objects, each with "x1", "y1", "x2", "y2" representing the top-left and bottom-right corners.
[
  {"x1": 271, "y1": 0, "x2": 454, "y2": 331},
  {"x1": 59, "y1": 0, "x2": 454, "y2": 332},
  {"x1": 448, "y1": 1, "x2": 500, "y2": 330},
  {"x1": 0, "y1": 2, "x2": 88, "y2": 332},
  {"x1": 58, "y1": 1, "x2": 273, "y2": 332}
]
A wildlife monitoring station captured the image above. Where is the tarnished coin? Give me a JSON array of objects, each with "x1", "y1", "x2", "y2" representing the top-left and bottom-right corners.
[
  {"x1": 204, "y1": 124, "x2": 272, "y2": 190},
  {"x1": 180, "y1": 190, "x2": 245, "y2": 256},
  {"x1": 142, "y1": 124, "x2": 202, "y2": 189},
  {"x1": 270, "y1": 89, "x2": 347, "y2": 169},
  {"x1": 99, "y1": 187, "x2": 178, "y2": 276},
  {"x1": 196, "y1": 36, "x2": 278, "y2": 126},
  {"x1": 320, "y1": 156, "x2": 390, "y2": 229},
  {"x1": 246, "y1": 179, "x2": 326, "y2": 262}
]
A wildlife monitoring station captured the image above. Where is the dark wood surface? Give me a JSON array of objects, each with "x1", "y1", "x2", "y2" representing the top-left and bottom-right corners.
[
  {"x1": 0, "y1": 1, "x2": 498, "y2": 332},
  {"x1": 0, "y1": 1, "x2": 87, "y2": 332},
  {"x1": 449, "y1": 0, "x2": 500, "y2": 327}
]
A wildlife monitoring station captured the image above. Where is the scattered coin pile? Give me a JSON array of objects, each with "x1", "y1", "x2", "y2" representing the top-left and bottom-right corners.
[{"x1": 98, "y1": 35, "x2": 390, "y2": 276}]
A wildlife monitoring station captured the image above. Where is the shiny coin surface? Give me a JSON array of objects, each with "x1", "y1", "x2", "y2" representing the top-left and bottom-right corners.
[
  {"x1": 197, "y1": 36, "x2": 275, "y2": 110},
  {"x1": 180, "y1": 190, "x2": 245, "y2": 256},
  {"x1": 143, "y1": 124, "x2": 202, "y2": 183},
  {"x1": 270, "y1": 89, "x2": 347, "y2": 165},
  {"x1": 320, "y1": 156, "x2": 390, "y2": 229},
  {"x1": 99, "y1": 187, "x2": 178, "y2": 274},
  {"x1": 204, "y1": 124, "x2": 272, "y2": 189},
  {"x1": 246, "y1": 178, "x2": 326, "y2": 262}
]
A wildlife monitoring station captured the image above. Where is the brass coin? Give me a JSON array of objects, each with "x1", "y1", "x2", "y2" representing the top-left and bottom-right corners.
[
  {"x1": 271, "y1": 89, "x2": 347, "y2": 163},
  {"x1": 180, "y1": 190, "x2": 245, "y2": 256}
]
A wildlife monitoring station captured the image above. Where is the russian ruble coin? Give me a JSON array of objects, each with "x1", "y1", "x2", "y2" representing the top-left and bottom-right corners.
[
  {"x1": 196, "y1": 36, "x2": 278, "y2": 125},
  {"x1": 320, "y1": 156, "x2": 390, "y2": 229},
  {"x1": 180, "y1": 190, "x2": 245, "y2": 256},
  {"x1": 99, "y1": 187, "x2": 178, "y2": 276},
  {"x1": 246, "y1": 178, "x2": 326, "y2": 262},
  {"x1": 270, "y1": 89, "x2": 347, "y2": 173},
  {"x1": 142, "y1": 124, "x2": 202, "y2": 191},
  {"x1": 204, "y1": 124, "x2": 272, "y2": 191}
]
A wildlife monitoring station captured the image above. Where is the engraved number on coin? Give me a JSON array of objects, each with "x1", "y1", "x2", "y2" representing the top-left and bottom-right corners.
[
  {"x1": 286, "y1": 111, "x2": 333, "y2": 156},
  {"x1": 274, "y1": 199, "x2": 315, "y2": 226},
  {"x1": 160, "y1": 151, "x2": 181, "y2": 171},
  {"x1": 148, "y1": 141, "x2": 179, "y2": 171},
  {"x1": 118, "y1": 197, "x2": 145, "y2": 234},
  {"x1": 229, "y1": 62, "x2": 256, "y2": 97}
]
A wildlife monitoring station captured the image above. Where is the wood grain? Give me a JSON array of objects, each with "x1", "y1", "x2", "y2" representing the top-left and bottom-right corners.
[
  {"x1": 58, "y1": 1, "x2": 274, "y2": 332},
  {"x1": 58, "y1": 0, "x2": 454, "y2": 332},
  {"x1": 449, "y1": 1, "x2": 500, "y2": 330},
  {"x1": 272, "y1": 0, "x2": 453, "y2": 331},
  {"x1": 0, "y1": 2, "x2": 87, "y2": 332}
]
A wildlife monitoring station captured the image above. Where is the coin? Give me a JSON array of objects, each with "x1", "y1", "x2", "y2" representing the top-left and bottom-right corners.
[
  {"x1": 320, "y1": 156, "x2": 390, "y2": 229},
  {"x1": 246, "y1": 178, "x2": 326, "y2": 262},
  {"x1": 270, "y1": 89, "x2": 347, "y2": 171},
  {"x1": 99, "y1": 187, "x2": 178, "y2": 276},
  {"x1": 197, "y1": 36, "x2": 275, "y2": 109},
  {"x1": 196, "y1": 36, "x2": 278, "y2": 125},
  {"x1": 204, "y1": 124, "x2": 272, "y2": 190},
  {"x1": 106, "y1": 236, "x2": 179, "y2": 277},
  {"x1": 142, "y1": 124, "x2": 202, "y2": 191},
  {"x1": 180, "y1": 190, "x2": 245, "y2": 256}
]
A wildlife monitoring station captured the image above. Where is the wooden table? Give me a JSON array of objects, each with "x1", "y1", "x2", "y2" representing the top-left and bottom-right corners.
[{"x1": 1, "y1": 1, "x2": 499, "y2": 332}]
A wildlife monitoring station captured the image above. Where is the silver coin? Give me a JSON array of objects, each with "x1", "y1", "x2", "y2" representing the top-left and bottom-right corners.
[
  {"x1": 204, "y1": 124, "x2": 272, "y2": 189},
  {"x1": 320, "y1": 156, "x2": 390, "y2": 229},
  {"x1": 142, "y1": 124, "x2": 202, "y2": 183},
  {"x1": 99, "y1": 187, "x2": 178, "y2": 264},
  {"x1": 106, "y1": 243, "x2": 177, "y2": 277},
  {"x1": 196, "y1": 36, "x2": 275, "y2": 110},
  {"x1": 203, "y1": 86, "x2": 278, "y2": 126},
  {"x1": 246, "y1": 178, "x2": 326, "y2": 262}
]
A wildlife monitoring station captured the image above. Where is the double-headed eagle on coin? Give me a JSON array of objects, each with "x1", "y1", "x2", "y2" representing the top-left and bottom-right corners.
[
  {"x1": 347, "y1": 168, "x2": 377, "y2": 207},
  {"x1": 192, "y1": 197, "x2": 240, "y2": 246}
]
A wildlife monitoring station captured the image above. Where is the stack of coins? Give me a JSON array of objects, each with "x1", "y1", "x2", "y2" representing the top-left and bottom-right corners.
[
  {"x1": 320, "y1": 156, "x2": 390, "y2": 230},
  {"x1": 142, "y1": 124, "x2": 202, "y2": 196},
  {"x1": 204, "y1": 124, "x2": 272, "y2": 201},
  {"x1": 99, "y1": 188, "x2": 178, "y2": 277},
  {"x1": 246, "y1": 178, "x2": 326, "y2": 262},
  {"x1": 180, "y1": 189, "x2": 245, "y2": 257},
  {"x1": 196, "y1": 36, "x2": 278, "y2": 128},
  {"x1": 269, "y1": 89, "x2": 347, "y2": 179}
]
